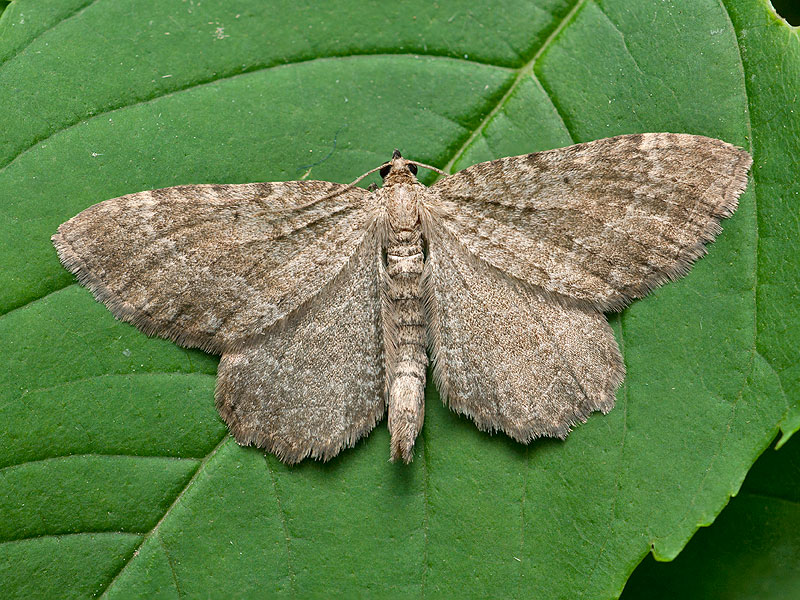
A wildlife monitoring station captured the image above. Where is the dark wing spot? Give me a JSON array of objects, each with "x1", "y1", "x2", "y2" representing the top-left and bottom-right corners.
[
  {"x1": 150, "y1": 187, "x2": 172, "y2": 200},
  {"x1": 525, "y1": 153, "x2": 547, "y2": 169},
  {"x1": 253, "y1": 182, "x2": 273, "y2": 198}
]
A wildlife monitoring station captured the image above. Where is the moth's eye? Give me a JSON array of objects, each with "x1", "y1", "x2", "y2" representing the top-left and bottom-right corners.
[
  {"x1": 408, "y1": 163, "x2": 418, "y2": 175},
  {"x1": 380, "y1": 165, "x2": 391, "y2": 179}
]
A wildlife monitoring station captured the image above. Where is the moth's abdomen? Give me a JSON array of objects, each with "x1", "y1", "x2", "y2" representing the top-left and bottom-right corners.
[{"x1": 384, "y1": 232, "x2": 428, "y2": 463}]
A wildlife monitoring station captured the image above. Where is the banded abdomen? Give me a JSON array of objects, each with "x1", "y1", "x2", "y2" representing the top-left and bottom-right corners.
[{"x1": 384, "y1": 228, "x2": 427, "y2": 462}]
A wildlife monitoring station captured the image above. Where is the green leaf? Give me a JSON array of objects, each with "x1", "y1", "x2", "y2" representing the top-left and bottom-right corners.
[
  {"x1": 621, "y1": 432, "x2": 800, "y2": 599},
  {"x1": 0, "y1": 0, "x2": 796, "y2": 598}
]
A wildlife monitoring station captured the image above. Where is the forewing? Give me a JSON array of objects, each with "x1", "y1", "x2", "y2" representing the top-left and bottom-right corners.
[
  {"x1": 428, "y1": 133, "x2": 752, "y2": 310},
  {"x1": 423, "y1": 220, "x2": 624, "y2": 442},
  {"x1": 216, "y1": 228, "x2": 385, "y2": 464},
  {"x1": 53, "y1": 181, "x2": 374, "y2": 353}
]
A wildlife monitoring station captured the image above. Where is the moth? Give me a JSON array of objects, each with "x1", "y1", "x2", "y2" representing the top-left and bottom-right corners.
[{"x1": 53, "y1": 133, "x2": 752, "y2": 464}]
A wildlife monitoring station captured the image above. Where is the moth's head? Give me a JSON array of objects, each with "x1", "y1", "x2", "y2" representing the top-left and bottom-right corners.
[{"x1": 379, "y1": 149, "x2": 419, "y2": 186}]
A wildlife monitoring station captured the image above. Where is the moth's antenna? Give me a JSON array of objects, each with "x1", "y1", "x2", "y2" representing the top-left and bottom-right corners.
[
  {"x1": 314, "y1": 163, "x2": 390, "y2": 203},
  {"x1": 341, "y1": 159, "x2": 446, "y2": 190},
  {"x1": 346, "y1": 163, "x2": 390, "y2": 187},
  {"x1": 409, "y1": 161, "x2": 447, "y2": 176}
]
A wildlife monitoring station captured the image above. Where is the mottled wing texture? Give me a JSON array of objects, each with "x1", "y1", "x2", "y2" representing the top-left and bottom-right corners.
[
  {"x1": 216, "y1": 229, "x2": 385, "y2": 463},
  {"x1": 53, "y1": 181, "x2": 374, "y2": 353},
  {"x1": 422, "y1": 220, "x2": 624, "y2": 441},
  {"x1": 429, "y1": 133, "x2": 752, "y2": 311}
]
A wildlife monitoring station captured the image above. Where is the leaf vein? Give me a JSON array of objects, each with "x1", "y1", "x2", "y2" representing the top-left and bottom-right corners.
[
  {"x1": 265, "y1": 455, "x2": 297, "y2": 598},
  {"x1": 0, "y1": 0, "x2": 100, "y2": 70},
  {"x1": 3, "y1": 370, "x2": 214, "y2": 412},
  {"x1": 440, "y1": 0, "x2": 586, "y2": 174},
  {"x1": 420, "y1": 427, "x2": 430, "y2": 599},
  {"x1": 0, "y1": 53, "x2": 512, "y2": 175},
  {"x1": 584, "y1": 316, "x2": 629, "y2": 589},
  {"x1": 158, "y1": 534, "x2": 184, "y2": 599},
  {"x1": 0, "y1": 453, "x2": 201, "y2": 475},
  {"x1": 0, "y1": 531, "x2": 141, "y2": 548},
  {"x1": 97, "y1": 434, "x2": 231, "y2": 599}
]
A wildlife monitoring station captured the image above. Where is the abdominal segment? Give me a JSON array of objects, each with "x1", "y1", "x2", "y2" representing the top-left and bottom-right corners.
[{"x1": 384, "y1": 230, "x2": 428, "y2": 463}]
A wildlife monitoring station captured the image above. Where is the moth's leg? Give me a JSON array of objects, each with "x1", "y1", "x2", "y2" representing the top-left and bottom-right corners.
[{"x1": 384, "y1": 229, "x2": 428, "y2": 463}]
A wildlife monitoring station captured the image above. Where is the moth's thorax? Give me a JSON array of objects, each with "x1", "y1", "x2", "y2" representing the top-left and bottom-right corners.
[{"x1": 380, "y1": 182, "x2": 424, "y2": 234}]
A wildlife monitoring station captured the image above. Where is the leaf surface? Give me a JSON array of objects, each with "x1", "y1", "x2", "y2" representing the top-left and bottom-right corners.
[{"x1": 0, "y1": 1, "x2": 797, "y2": 598}]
